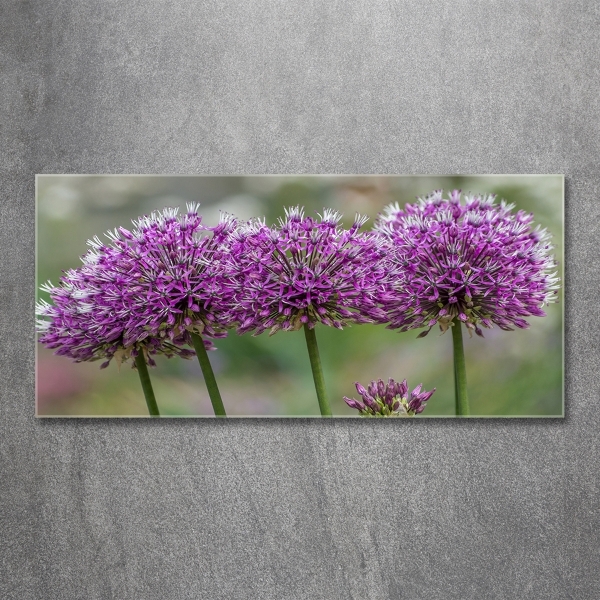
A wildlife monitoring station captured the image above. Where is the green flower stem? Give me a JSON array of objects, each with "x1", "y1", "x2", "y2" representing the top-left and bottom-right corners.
[
  {"x1": 453, "y1": 359, "x2": 459, "y2": 413},
  {"x1": 134, "y1": 351, "x2": 160, "y2": 417},
  {"x1": 191, "y1": 332, "x2": 226, "y2": 417},
  {"x1": 452, "y1": 320, "x2": 469, "y2": 416},
  {"x1": 303, "y1": 324, "x2": 332, "y2": 417}
]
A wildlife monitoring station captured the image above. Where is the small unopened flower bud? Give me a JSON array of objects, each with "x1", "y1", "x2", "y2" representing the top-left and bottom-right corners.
[
  {"x1": 355, "y1": 383, "x2": 368, "y2": 397},
  {"x1": 345, "y1": 378, "x2": 435, "y2": 417}
]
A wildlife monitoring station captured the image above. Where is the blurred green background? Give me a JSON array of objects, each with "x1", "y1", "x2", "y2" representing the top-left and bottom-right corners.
[{"x1": 36, "y1": 175, "x2": 563, "y2": 417}]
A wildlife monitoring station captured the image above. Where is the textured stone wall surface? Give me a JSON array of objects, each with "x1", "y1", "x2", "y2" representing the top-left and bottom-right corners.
[{"x1": 2, "y1": 1, "x2": 598, "y2": 598}]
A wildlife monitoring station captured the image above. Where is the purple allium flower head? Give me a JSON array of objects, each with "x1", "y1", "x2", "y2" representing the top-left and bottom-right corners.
[
  {"x1": 226, "y1": 206, "x2": 390, "y2": 335},
  {"x1": 36, "y1": 267, "x2": 197, "y2": 370},
  {"x1": 36, "y1": 203, "x2": 235, "y2": 368},
  {"x1": 344, "y1": 378, "x2": 435, "y2": 417},
  {"x1": 375, "y1": 190, "x2": 560, "y2": 337},
  {"x1": 112, "y1": 204, "x2": 238, "y2": 344}
]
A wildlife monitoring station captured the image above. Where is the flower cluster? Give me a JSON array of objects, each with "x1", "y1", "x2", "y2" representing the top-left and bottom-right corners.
[
  {"x1": 114, "y1": 204, "x2": 237, "y2": 344},
  {"x1": 36, "y1": 272, "x2": 196, "y2": 369},
  {"x1": 375, "y1": 190, "x2": 560, "y2": 337},
  {"x1": 226, "y1": 207, "x2": 391, "y2": 336},
  {"x1": 344, "y1": 378, "x2": 435, "y2": 417},
  {"x1": 37, "y1": 193, "x2": 561, "y2": 419},
  {"x1": 36, "y1": 204, "x2": 235, "y2": 368}
]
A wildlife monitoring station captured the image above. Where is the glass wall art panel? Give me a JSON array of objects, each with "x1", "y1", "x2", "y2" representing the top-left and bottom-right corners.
[{"x1": 36, "y1": 175, "x2": 564, "y2": 418}]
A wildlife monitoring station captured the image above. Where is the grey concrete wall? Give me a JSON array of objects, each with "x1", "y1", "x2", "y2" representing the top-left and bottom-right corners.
[{"x1": 2, "y1": 1, "x2": 598, "y2": 598}]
